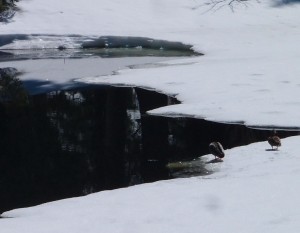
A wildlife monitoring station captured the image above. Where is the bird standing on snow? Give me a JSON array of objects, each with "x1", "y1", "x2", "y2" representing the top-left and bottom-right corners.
[
  {"x1": 268, "y1": 135, "x2": 281, "y2": 150},
  {"x1": 209, "y1": 142, "x2": 225, "y2": 160}
]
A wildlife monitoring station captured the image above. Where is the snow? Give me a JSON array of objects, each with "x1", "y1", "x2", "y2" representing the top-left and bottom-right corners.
[
  {"x1": 2, "y1": 0, "x2": 300, "y2": 128},
  {"x1": 1, "y1": 0, "x2": 300, "y2": 232}
]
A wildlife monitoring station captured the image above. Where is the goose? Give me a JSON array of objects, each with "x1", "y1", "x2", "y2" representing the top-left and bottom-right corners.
[{"x1": 209, "y1": 142, "x2": 225, "y2": 160}]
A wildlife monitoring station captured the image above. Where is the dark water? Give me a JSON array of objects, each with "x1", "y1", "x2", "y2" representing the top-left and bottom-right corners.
[
  {"x1": 0, "y1": 35, "x2": 201, "y2": 61},
  {"x1": 0, "y1": 81, "x2": 298, "y2": 213}
]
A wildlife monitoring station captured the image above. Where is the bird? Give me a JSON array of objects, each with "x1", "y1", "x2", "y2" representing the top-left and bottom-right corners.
[
  {"x1": 268, "y1": 135, "x2": 281, "y2": 150},
  {"x1": 209, "y1": 142, "x2": 225, "y2": 160}
]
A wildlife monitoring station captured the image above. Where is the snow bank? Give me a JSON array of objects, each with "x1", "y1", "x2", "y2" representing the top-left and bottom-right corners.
[{"x1": 2, "y1": 136, "x2": 300, "y2": 233}]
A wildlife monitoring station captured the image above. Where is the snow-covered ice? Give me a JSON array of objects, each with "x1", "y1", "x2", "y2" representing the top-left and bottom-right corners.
[
  {"x1": 0, "y1": 57, "x2": 178, "y2": 94},
  {"x1": 1, "y1": 0, "x2": 300, "y2": 128}
]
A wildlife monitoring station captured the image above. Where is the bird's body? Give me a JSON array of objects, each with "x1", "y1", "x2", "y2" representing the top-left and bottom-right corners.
[
  {"x1": 209, "y1": 142, "x2": 225, "y2": 159},
  {"x1": 268, "y1": 136, "x2": 281, "y2": 150}
]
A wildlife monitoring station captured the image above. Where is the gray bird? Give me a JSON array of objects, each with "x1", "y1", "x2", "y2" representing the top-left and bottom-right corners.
[{"x1": 209, "y1": 142, "x2": 225, "y2": 160}]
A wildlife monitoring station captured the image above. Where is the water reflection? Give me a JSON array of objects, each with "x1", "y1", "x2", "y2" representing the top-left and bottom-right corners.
[
  {"x1": 0, "y1": 82, "x2": 173, "y2": 213},
  {"x1": 0, "y1": 35, "x2": 201, "y2": 61},
  {"x1": 0, "y1": 48, "x2": 198, "y2": 61}
]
